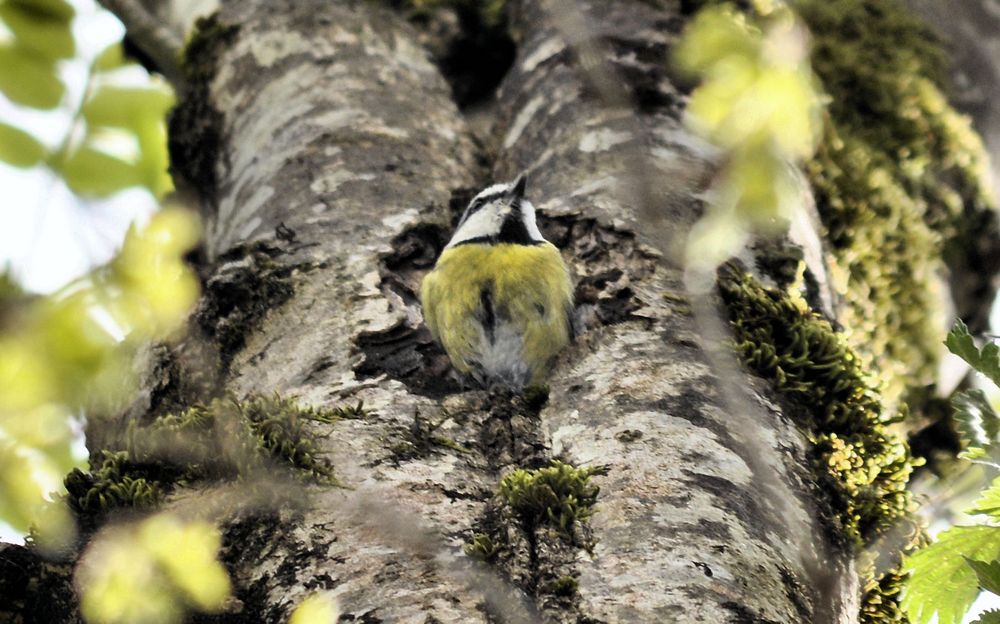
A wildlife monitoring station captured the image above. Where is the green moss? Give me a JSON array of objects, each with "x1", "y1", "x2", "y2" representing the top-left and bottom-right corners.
[
  {"x1": 859, "y1": 566, "x2": 907, "y2": 624},
  {"x1": 66, "y1": 394, "x2": 346, "y2": 527},
  {"x1": 65, "y1": 450, "x2": 163, "y2": 518},
  {"x1": 136, "y1": 394, "x2": 340, "y2": 483},
  {"x1": 464, "y1": 532, "x2": 498, "y2": 561},
  {"x1": 680, "y1": 0, "x2": 993, "y2": 411},
  {"x1": 719, "y1": 267, "x2": 922, "y2": 622},
  {"x1": 718, "y1": 267, "x2": 917, "y2": 544},
  {"x1": 499, "y1": 461, "x2": 607, "y2": 545},
  {"x1": 795, "y1": 0, "x2": 994, "y2": 409},
  {"x1": 548, "y1": 575, "x2": 579, "y2": 597}
]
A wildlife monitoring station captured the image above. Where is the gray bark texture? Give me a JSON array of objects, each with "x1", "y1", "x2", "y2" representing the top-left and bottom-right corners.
[{"x1": 16, "y1": 0, "x2": 867, "y2": 622}]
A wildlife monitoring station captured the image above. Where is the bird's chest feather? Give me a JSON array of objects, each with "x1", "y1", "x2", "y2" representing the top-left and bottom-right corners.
[
  {"x1": 423, "y1": 242, "x2": 572, "y2": 382},
  {"x1": 431, "y1": 243, "x2": 569, "y2": 321}
]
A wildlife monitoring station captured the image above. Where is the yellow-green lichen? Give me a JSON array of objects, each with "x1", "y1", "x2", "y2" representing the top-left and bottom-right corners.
[
  {"x1": 499, "y1": 460, "x2": 607, "y2": 545},
  {"x1": 795, "y1": 0, "x2": 994, "y2": 409}
]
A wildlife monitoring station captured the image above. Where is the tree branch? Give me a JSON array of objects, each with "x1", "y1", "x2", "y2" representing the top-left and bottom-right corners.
[{"x1": 96, "y1": 0, "x2": 186, "y2": 86}]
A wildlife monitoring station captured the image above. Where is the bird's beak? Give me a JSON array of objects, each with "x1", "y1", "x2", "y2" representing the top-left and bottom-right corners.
[{"x1": 509, "y1": 173, "x2": 527, "y2": 201}]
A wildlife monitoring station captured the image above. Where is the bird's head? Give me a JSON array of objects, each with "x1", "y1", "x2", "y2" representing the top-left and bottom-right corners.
[{"x1": 446, "y1": 174, "x2": 545, "y2": 248}]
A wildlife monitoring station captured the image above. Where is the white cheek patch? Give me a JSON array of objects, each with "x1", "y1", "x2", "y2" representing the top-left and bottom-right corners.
[
  {"x1": 447, "y1": 206, "x2": 504, "y2": 247},
  {"x1": 519, "y1": 200, "x2": 545, "y2": 242}
]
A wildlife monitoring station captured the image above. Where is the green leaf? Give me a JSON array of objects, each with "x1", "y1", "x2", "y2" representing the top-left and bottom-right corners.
[
  {"x1": 81, "y1": 84, "x2": 175, "y2": 197},
  {"x1": 966, "y1": 558, "x2": 1000, "y2": 596},
  {"x1": 92, "y1": 42, "x2": 124, "y2": 73},
  {"x1": 8, "y1": 0, "x2": 75, "y2": 22},
  {"x1": 82, "y1": 85, "x2": 175, "y2": 129},
  {"x1": 903, "y1": 525, "x2": 1000, "y2": 624},
  {"x1": 946, "y1": 320, "x2": 1000, "y2": 388},
  {"x1": 0, "y1": 122, "x2": 46, "y2": 168},
  {"x1": 954, "y1": 389, "x2": 1000, "y2": 465},
  {"x1": 58, "y1": 145, "x2": 143, "y2": 197},
  {"x1": 973, "y1": 609, "x2": 1000, "y2": 624},
  {"x1": 0, "y1": 43, "x2": 64, "y2": 108},
  {"x1": 0, "y1": 1, "x2": 75, "y2": 60},
  {"x1": 972, "y1": 476, "x2": 1000, "y2": 518}
]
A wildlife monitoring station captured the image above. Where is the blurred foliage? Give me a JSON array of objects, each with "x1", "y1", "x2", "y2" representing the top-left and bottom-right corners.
[
  {"x1": 675, "y1": 2, "x2": 822, "y2": 271},
  {"x1": 0, "y1": 209, "x2": 199, "y2": 544},
  {"x1": 289, "y1": 593, "x2": 341, "y2": 624},
  {"x1": 0, "y1": 0, "x2": 174, "y2": 198},
  {"x1": 76, "y1": 513, "x2": 230, "y2": 624},
  {"x1": 796, "y1": 0, "x2": 994, "y2": 410},
  {"x1": 0, "y1": 0, "x2": 196, "y2": 547},
  {"x1": 902, "y1": 324, "x2": 1000, "y2": 624}
]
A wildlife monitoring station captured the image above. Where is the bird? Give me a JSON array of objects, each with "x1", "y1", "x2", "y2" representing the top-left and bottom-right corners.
[{"x1": 420, "y1": 174, "x2": 575, "y2": 388}]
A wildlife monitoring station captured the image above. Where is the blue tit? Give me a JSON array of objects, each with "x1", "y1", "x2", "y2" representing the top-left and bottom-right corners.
[{"x1": 420, "y1": 174, "x2": 575, "y2": 388}]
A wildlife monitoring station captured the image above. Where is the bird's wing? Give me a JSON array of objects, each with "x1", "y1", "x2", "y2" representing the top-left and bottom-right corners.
[{"x1": 420, "y1": 269, "x2": 440, "y2": 342}]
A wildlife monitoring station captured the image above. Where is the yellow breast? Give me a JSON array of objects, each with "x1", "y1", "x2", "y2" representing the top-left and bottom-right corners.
[{"x1": 420, "y1": 242, "x2": 574, "y2": 386}]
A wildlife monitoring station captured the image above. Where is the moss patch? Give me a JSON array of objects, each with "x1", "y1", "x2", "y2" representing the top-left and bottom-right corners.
[
  {"x1": 65, "y1": 450, "x2": 164, "y2": 525},
  {"x1": 682, "y1": 0, "x2": 994, "y2": 413},
  {"x1": 719, "y1": 266, "x2": 916, "y2": 543},
  {"x1": 168, "y1": 13, "x2": 238, "y2": 203},
  {"x1": 65, "y1": 394, "x2": 349, "y2": 529},
  {"x1": 795, "y1": 0, "x2": 994, "y2": 410},
  {"x1": 466, "y1": 460, "x2": 604, "y2": 619},
  {"x1": 718, "y1": 266, "x2": 921, "y2": 622},
  {"x1": 498, "y1": 460, "x2": 607, "y2": 547}
]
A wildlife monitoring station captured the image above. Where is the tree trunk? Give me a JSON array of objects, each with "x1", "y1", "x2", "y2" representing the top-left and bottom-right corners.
[
  {"x1": 131, "y1": 0, "x2": 860, "y2": 621},
  {"x1": 17, "y1": 0, "x2": 978, "y2": 622}
]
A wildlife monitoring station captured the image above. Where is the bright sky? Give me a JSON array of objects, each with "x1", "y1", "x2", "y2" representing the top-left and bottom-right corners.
[
  {"x1": 0, "y1": 0, "x2": 157, "y2": 293},
  {"x1": 0, "y1": 0, "x2": 156, "y2": 543}
]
